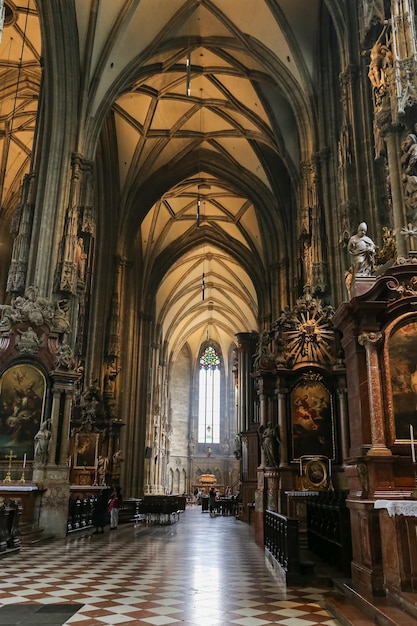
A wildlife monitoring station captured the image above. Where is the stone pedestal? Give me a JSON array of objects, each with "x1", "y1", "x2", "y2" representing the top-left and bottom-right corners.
[
  {"x1": 350, "y1": 276, "x2": 376, "y2": 298},
  {"x1": 33, "y1": 465, "x2": 71, "y2": 538}
]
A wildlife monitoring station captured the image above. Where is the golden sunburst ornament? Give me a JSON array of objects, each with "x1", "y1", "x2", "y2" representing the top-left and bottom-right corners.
[
  {"x1": 285, "y1": 304, "x2": 334, "y2": 364},
  {"x1": 273, "y1": 293, "x2": 336, "y2": 367}
]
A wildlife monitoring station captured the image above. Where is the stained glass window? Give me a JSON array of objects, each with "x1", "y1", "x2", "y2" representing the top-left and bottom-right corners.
[
  {"x1": 199, "y1": 345, "x2": 220, "y2": 369},
  {"x1": 198, "y1": 346, "x2": 221, "y2": 443}
]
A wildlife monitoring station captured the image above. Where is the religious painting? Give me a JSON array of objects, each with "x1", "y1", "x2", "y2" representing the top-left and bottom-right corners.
[
  {"x1": 74, "y1": 432, "x2": 98, "y2": 468},
  {"x1": 0, "y1": 363, "x2": 46, "y2": 461},
  {"x1": 304, "y1": 459, "x2": 328, "y2": 489},
  {"x1": 290, "y1": 376, "x2": 335, "y2": 461},
  {"x1": 387, "y1": 319, "x2": 417, "y2": 441}
]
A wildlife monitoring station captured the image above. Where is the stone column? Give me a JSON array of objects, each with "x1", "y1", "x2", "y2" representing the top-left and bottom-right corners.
[
  {"x1": 277, "y1": 385, "x2": 288, "y2": 467},
  {"x1": 384, "y1": 128, "x2": 407, "y2": 258},
  {"x1": 235, "y1": 332, "x2": 257, "y2": 432},
  {"x1": 358, "y1": 332, "x2": 391, "y2": 456},
  {"x1": 337, "y1": 385, "x2": 350, "y2": 464}
]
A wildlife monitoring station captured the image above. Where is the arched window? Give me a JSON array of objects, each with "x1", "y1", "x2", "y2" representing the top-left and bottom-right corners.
[{"x1": 198, "y1": 345, "x2": 221, "y2": 443}]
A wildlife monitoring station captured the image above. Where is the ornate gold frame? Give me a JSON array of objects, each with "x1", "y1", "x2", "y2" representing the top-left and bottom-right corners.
[{"x1": 304, "y1": 459, "x2": 328, "y2": 489}]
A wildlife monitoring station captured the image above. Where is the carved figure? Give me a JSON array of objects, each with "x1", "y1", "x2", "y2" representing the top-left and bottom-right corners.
[
  {"x1": 253, "y1": 330, "x2": 274, "y2": 371},
  {"x1": 104, "y1": 363, "x2": 121, "y2": 393},
  {"x1": 22, "y1": 286, "x2": 54, "y2": 325},
  {"x1": 368, "y1": 24, "x2": 392, "y2": 90},
  {"x1": 401, "y1": 133, "x2": 417, "y2": 179},
  {"x1": 375, "y1": 227, "x2": 396, "y2": 265},
  {"x1": 259, "y1": 422, "x2": 280, "y2": 467},
  {"x1": 112, "y1": 449, "x2": 123, "y2": 475},
  {"x1": 348, "y1": 223, "x2": 375, "y2": 278},
  {"x1": 52, "y1": 299, "x2": 71, "y2": 333},
  {"x1": 233, "y1": 433, "x2": 242, "y2": 460},
  {"x1": 75, "y1": 238, "x2": 87, "y2": 281},
  {"x1": 57, "y1": 341, "x2": 74, "y2": 369},
  {"x1": 97, "y1": 455, "x2": 108, "y2": 486},
  {"x1": 34, "y1": 419, "x2": 51, "y2": 465},
  {"x1": 79, "y1": 378, "x2": 103, "y2": 424},
  {"x1": 405, "y1": 176, "x2": 417, "y2": 225},
  {"x1": 16, "y1": 327, "x2": 40, "y2": 354},
  {"x1": 0, "y1": 286, "x2": 54, "y2": 329}
]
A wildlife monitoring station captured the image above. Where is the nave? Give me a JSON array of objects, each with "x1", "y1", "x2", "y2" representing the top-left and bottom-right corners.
[{"x1": 0, "y1": 507, "x2": 341, "y2": 626}]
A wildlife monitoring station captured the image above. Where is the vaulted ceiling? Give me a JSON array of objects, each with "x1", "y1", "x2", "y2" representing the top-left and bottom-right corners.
[{"x1": 0, "y1": 0, "x2": 341, "y2": 365}]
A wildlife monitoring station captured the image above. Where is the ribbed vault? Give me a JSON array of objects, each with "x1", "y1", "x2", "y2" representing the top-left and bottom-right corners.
[{"x1": 0, "y1": 0, "x2": 333, "y2": 363}]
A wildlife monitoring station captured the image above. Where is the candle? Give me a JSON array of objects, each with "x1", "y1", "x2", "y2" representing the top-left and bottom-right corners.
[
  {"x1": 23, "y1": 453, "x2": 26, "y2": 469},
  {"x1": 299, "y1": 458, "x2": 302, "y2": 476},
  {"x1": 411, "y1": 424, "x2": 416, "y2": 463}
]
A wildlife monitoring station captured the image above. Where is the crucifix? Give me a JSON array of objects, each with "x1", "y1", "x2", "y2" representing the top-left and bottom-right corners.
[{"x1": 4, "y1": 449, "x2": 17, "y2": 482}]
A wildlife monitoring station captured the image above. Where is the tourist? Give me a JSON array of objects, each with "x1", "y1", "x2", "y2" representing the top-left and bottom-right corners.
[
  {"x1": 209, "y1": 487, "x2": 216, "y2": 517},
  {"x1": 92, "y1": 489, "x2": 108, "y2": 534},
  {"x1": 107, "y1": 486, "x2": 123, "y2": 530}
]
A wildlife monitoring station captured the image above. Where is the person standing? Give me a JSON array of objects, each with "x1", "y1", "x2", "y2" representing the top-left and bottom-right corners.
[
  {"x1": 92, "y1": 489, "x2": 108, "y2": 534},
  {"x1": 108, "y1": 486, "x2": 122, "y2": 530},
  {"x1": 209, "y1": 487, "x2": 216, "y2": 518}
]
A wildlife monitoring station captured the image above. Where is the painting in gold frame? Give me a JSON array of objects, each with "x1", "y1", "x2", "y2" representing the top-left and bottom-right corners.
[
  {"x1": 304, "y1": 459, "x2": 328, "y2": 489},
  {"x1": 290, "y1": 376, "x2": 335, "y2": 461},
  {"x1": 385, "y1": 318, "x2": 417, "y2": 442},
  {"x1": 0, "y1": 363, "x2": 46, "y2": 458},
  {"x1": 74, "y1": 432, "x2": 99, "y2": 468}
]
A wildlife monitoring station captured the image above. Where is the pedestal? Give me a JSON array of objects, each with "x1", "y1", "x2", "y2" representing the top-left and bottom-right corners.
[
  {"x1": 33, "y1": 465, "x2": 71, "y2": 538},
  {"x1": 349, "y1": 276, "x2": 376, "y2": 298}
]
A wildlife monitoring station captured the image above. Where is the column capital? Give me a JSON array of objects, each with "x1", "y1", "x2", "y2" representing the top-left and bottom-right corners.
[{"x1": 358, "y1": 331, "x2": 383, "y2": 349}]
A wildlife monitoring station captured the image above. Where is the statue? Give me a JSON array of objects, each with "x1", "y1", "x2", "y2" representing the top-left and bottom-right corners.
[
  {"x1": 52, "y1": 299, "x2": 71, "y2": 333},
  {"x1": 233, "y1": 433, "x2": 242, "y2": 460},
  {"x1": 16, "y1": 327, "x2": 40, "y2": 354},
  {"x1": 253, "y1": 330, "x2": 275, "y2": 371},
  {"x1": 75, "y1": 238, "x2": 87, "y2": 281},
  {"x1": 404, "y1": 176, "x2": 417, "y2": 225},
  {"x1": 104, "y1": 362, "x2": 121, "y2": 393},
  {"x1": 348, "y1": 223, "x2": 375, "y2": 278},
  {"x1": 112, "y1": 449, "x2": 123, "y2": 476},
  {"x1": 57, "y1": 341, "x2": 75, "y2": 369},
  {"x1": 368, "y1": 23, "x2": 393, "y2": 92},
  {"x1": 34, "y1": 419, "x2": 51, "y2": 465},
  {"x1": 259, "y1": 422, "x2": 280, "y2": 467},
  {"x1": 401, "y1": 132, "x2": 417, "y2": 179},
  {"x1": 96, "y1": 455, "x2": 108, "y2": 486}
]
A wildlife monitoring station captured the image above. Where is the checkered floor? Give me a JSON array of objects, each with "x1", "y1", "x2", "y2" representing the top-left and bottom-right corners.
[{"x1": 0, "y1": 507, "x2": 342, "y2": 625}]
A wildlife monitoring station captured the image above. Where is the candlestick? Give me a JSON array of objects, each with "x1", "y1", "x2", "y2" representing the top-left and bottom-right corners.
[
  {"x1": 411, "y1": 424, "x2": 416, "y2": 463},
  {"x1": 299, "y1": 458, "x2": 302, "y2": 476},
  {"x1": 328, "y1": 459, "x2": 332, "y2": 477},
  {"x1": 23, "y1": 453, "x2": 26, "y2": 469}
]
